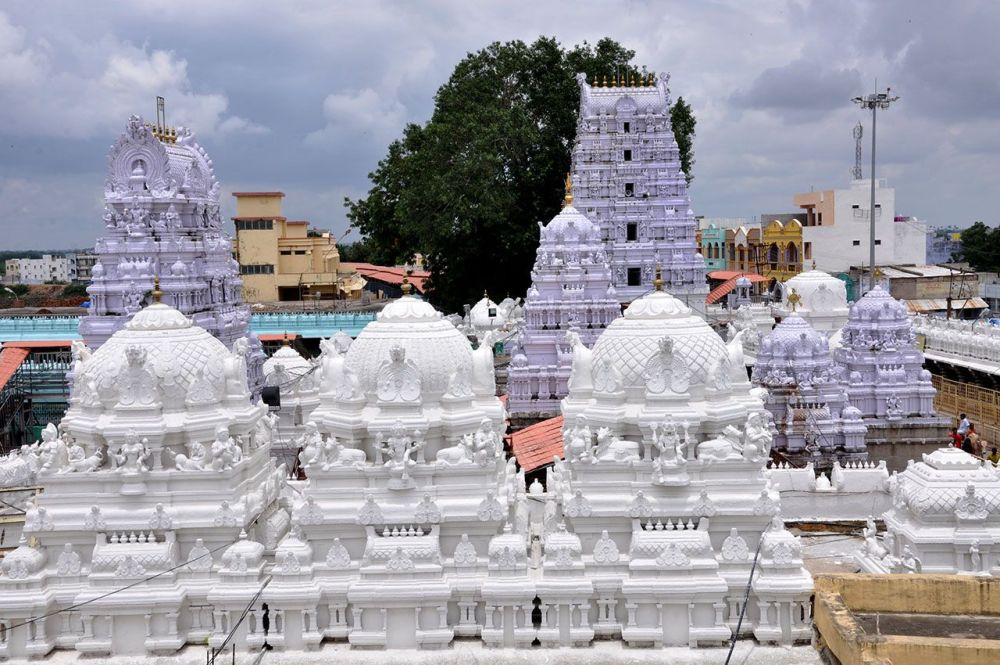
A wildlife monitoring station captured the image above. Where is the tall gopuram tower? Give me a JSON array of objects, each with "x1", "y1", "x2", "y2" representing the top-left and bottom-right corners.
[
  {"x1": 80, "y1": 114, "x2": 251, "y2": 352},
  {"x1": 571, "y1": 72, "x2": 708, "y2": 308},
  {"x1": 508, "y1": 177, "x2": 621, "y2": 419}
]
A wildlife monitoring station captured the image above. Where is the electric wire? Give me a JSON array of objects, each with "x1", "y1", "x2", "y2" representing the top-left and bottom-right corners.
[
  {"x1": 5, "y1": 511, "x2": 267, "y2": 634},
  {"x1": 209, "y1": 574, "x2": 272, "y2": 663},
  {"x1": 723, "y1": 531, "x2": 765, "y2": 665}
]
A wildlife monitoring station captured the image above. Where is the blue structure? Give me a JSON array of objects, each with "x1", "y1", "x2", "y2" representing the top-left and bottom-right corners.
[
  {"x1": 0, "y1": 311, "x2": 378, "y2": 343},
  {"x1": 700, "y1": 223, "x2": 727, "y2": 271}
]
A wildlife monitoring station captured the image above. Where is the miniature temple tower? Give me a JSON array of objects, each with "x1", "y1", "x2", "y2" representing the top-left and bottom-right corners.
[
  {"x1": 570, "y1": 72, "x2": 708, "y2": 307},
  {"x1": 80, "y1": 113, "x2": 251, "y2": 353},
  {"x1": 508, "y1": 176, "x2": 621, "y2": 419}
]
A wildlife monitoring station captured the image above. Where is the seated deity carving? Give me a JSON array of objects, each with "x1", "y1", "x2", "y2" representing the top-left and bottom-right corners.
[
  {"x1": 209, "y1": 426, "x2": 242, "y2": 472},
  {"x1": 115, "y1": 429, "x2": 152, "y2": 474},
  {"x1": 563, "y1": 416, "x2": 594, "y2": 463}
]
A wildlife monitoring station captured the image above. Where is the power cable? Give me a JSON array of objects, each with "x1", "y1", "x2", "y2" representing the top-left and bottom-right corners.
[
  {"x1": 5, "y1": 511, "x2": 266, "y2": 634},
  {"x1": 209, "y1": 575, "x2": 272, "y2": 663},
  {"x1": 724, "y1": 530, "x2": 764, "y2": 665}
]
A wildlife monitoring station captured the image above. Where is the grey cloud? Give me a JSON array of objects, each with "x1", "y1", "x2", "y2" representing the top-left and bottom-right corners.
[{"x1": 729, "y1": 59, "x2": 863, "y2": 120}]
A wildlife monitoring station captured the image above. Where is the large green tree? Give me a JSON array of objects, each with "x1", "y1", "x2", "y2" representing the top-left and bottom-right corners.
[
  {"x1": 670, "y1": 97, "x2": 696, "y2": 184},
  {"x1": 958, "y1": 222, "x2": 1000, "y2": 271},
  {"x1": 345, "y1": 37, "x2": 695, "y2": 312}
]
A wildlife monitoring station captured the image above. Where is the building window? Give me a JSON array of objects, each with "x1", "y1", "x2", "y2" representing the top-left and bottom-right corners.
[
  {"x1": 874, "y1": 239, "x2": 882, "y2": 246},
  {"x1": 624, "y1": 149, "x2": 632, "y2": 162},
  {"x1": 804, "y1": 242, "x2": 812, "y2": 260},
  {"x1": 239, "y1": 264, "x2": 275, "y2": 275},
  {"x1": 623, "y1": 122, "x2": 630, "y2": 134},
  {"x1": 626, "y1": 223, "x2": 638, "y2": 242},
  {"x1": 852, "y1": 240, "x2": 861, "y2": 246},
  {"x1": 293, "y1": 250, "x2": 308, "y2": 255},
  {"x1": 627, "y1": 267, "x2": 641, "y2": 286},
  {"x1": 235, "y1": 219, "x2": 274, "y2": 231},
  {"x1": 624, "y1": 183, "x2": 634, "y2": 197},
  {"x1": 280, "y1": 250, "x2": 292, "y2": 256},
  {"x1": 817, "y1": 212, "x2": 822, "y2": 223}
]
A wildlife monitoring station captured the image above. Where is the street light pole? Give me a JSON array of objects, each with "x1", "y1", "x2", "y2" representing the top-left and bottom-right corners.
[{"x1": 852, "y1": 87, "x2": 898, "y2": 293}]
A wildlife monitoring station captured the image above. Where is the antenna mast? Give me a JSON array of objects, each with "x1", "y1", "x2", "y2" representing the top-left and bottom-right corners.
[{"x1": 852, "y1": 122, "x2": 864, "y2": 180}]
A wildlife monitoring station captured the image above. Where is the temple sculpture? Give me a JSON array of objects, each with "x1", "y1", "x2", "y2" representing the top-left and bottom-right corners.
[
  {"x1": 751, "y1": 314, "x2": 868, "y2": 469},
  {"x1": 856, "y1": 447, "x2": 1000, "y2": 576},
  {"x1": 508, "y1": 179, "x2": 621, "y2": 420},
  {"x1": 80, "y1": 115, "x2": 252, "y2": 356},
  {"x1": 832, "y1": 286, "x2": 949, "y2": 452},
  {"x1": 0, "y1": 298, "x2": 286, "y2": 658},
  {"x1": 570, "y1": 73, "x2": 708, "y2": 308},
  {"x1": 550, "y1": 274, "x2": 813, "y2": 646}
]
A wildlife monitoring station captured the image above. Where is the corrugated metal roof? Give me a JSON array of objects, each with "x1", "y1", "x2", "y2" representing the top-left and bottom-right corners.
[
  {"x1": 0, "y1": 347, "x2": 30, "y2": 392},
  {"x1": 905, "y1": 297, "x2": 988, "y2": 313},
  {"x1": 510, "y1": 416, "x2": 564, "y2": 472}
]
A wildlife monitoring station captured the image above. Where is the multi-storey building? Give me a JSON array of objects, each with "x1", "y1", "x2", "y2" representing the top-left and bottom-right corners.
[
  {"x1": 725, "y1": 226, "x2": 763, "y2": 274},
  {"x1": 760, "y1": 218, "x2": 805, "y2": 282},
  {"x1": 793, "y1": 178, "x2": 927, "y2": 273},
  {"x1": 570, "y1": 72, "x2": 708, "y2": 308},
  {"x1": 231, "y1": 192, "x2": 349, "y2": 303},
  {"x1": 4, "y1": 255, "x2": 75, "y2": 284},
  {"x1": 699, "y1": 223, "x2": 726, "y2": 272}
]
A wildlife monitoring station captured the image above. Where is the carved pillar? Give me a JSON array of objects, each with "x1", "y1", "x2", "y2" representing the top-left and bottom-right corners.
[
  {"x1": 485, "y1": 605, "x2": 496, "y2": 631},
  {"x1": 437, "y1": 605, "x2": 447, "y2": 629},
  {"x1": 757, "y1": 601, "x2": 771, "y2": 628},
  {"x1": 275, "y1": 609, "x2": 284, "y2": 636},
  {"x1": 351, "y1": 607, "x2": 363, "y2": 630},
  {"x1": 625, "y1": 603, "x2": 637, "y2": 628},
  {"x1": 81, "y1": 615, "x2": 94, "y2": 640},
  {"x1": 144, "y1": 613, "x2": 152, "y2": 639},
  {"x1": 520, "y1": 604, "x2": 532, "y2": 629},
  {"x1": 579, "y1": 603, "x2": 591, "y2": 628},
  {"x1": 379, "y1": 608, "x2": 387, "y2": 632},
  {"x1": 713, "y1": 603, "x2": 725, "y2": 627},
  {"x1": 105, "y1": 614, "x2": 113, "y2": 641}
]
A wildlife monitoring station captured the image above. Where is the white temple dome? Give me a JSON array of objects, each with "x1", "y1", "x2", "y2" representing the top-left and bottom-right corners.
[
  {"x1": 469, "y1": 293, "x2": 505, "y2": 335},
  {"x1": 851, "y1": 285, "x2": 909, "y2": 320},
  {"x1": 125, "y1": 302, "x2": 193, "y2": 331},
  {"x1": 540, "y1": 205, "x2": 598, "y2": 242},
  {"x1": 264, "y1": 343, "x2": 312, "y2": 377},
  {"x1": 762, "y1": 314, "x2": 827, "y2": 352},
  {"x1": 897, "y1": 448, "x2": 1000, "y2": 518},
  {"x1": 76, "y1": 302, "x2": 229, "y2": 401},
  {"x1": 784, "y1": 269, "x2": 847, "y2": 305},
  {"x1": 592, "y1": 289, "x2": 727, "y2": 390},
  {"x1": 346, "y1": 294, "x2": 475, "y2": 400}
]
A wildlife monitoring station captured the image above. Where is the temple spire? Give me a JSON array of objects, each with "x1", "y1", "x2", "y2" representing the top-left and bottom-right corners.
[
  {"x1": 152, "y1": 275, "x2": 163, "y2": 304},
  {"x1": 563, "y1": 173, "x2": 574, "y2": 208}
]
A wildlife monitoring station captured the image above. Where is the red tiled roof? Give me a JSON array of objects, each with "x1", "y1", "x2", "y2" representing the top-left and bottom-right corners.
[
  {"x1": 342, "y1": 263, "x2": 431, "y2": 294},
  {"x1": 706, "y1": 273, "x2": 768, "y2": 304},
  {"x1": 257, "y1": 333, "x2": 299, "y2": 342},
  {"x1": 510, "y1": 416, "x2": 564, "y2": 472},
  {"x1": 3, "y1": 340, "x2": 73, "y2": 349},
  {"x1": 0, "y1": 347, "x2": 30, "y2": 392},
  {"x1": 708, "y1": 270, "x2": 766, "y2": 281}
]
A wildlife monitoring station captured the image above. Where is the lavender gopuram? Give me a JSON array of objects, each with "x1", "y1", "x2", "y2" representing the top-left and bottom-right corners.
[
  {"x1": 80, "y1": 115, "x2": 251, "y2": 351},
  {"x1": 508, "y1": 180, "x2": 621, "y2": 420},
  {"x1": 570, "y1": 72, "x2": 708, "y2": 308}
]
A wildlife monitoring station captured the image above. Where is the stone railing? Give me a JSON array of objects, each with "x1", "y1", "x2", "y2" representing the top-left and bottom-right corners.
[{"x1": 912, "y1": 314, "x2": 1000, "y2": 365}]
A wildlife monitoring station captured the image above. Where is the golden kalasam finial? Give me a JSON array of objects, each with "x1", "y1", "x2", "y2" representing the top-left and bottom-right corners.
[
  {"x1": 282, "y1": 332, "x2": 290, "y2": 346},
  {"x1": 811, "y1": 259, "x2": 817, "y2": 270},
  {"x1": 654, "y1": 265, "x2": 663, "y2": 291},
  {"x1": 873, "y1": 266, "x2": 885, "y2": 280},
  {"x1": 563, "y1": 173, "x2": 574, "y2": 207},
  {"x1": 152, "y1": 275, "x2": 162, "y2": 304},
  {"x1": 787, "y1": 288, "x2": 801, "y2": 312},
  {"x1": 648, "y1": 73, "x2": 655, "y2": 86},
  {"x1": 401, "y1": 272, "x2": 413, "y2": 296}
]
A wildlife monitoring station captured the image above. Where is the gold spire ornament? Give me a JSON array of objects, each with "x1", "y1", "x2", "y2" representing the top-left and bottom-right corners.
[
  {"x1": 563, "y1": 173, "x2": 574, "y2": 207},
  {"x1": 401, "y1": 274, "x2": 412, "y2": 296},
  {"x1": 152, "y1": 275, "x2": 163, "y2": 303},
  {"x1": 787, "y1": 288, "x2": 801, "y2": 312},
  {"x1": 811, "y1": 259, "x2": 817, "y2": 270},
  {"x1": 654, "y1": 265, "x2": 663, "y2": 292}
]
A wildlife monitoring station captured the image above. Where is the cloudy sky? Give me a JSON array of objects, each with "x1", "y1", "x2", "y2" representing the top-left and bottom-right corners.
[{"x1": 0, "y1": 0, "x2": 997, "y2": 250}]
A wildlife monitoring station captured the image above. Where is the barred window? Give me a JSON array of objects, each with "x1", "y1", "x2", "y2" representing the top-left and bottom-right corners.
[
  {"x1": 235, "y1": 219, "x2": 274, "y2": 231},
  {"x1": 240, "y1": 264, "x2": 274, "y2": 275}
]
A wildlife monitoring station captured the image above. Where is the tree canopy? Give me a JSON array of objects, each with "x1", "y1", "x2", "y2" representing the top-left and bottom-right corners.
[
  {"x1": 345, "y1": 36, "x2": 695, "y2": 313},
  {"x1": 957, "y1": 222, "x2": 1000, "y2": 271}
]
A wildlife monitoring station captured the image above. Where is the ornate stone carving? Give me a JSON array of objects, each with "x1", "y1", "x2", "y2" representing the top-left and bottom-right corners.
[
  {"x1": 721, "y1": 528, "x2": 750, "y2": 562},
  {"x1": 56, "y1": 543, "x2": 82, "y2": 576},
  {"x1": 453, "y1": 534, "x2": 478, "y2": 566},
  {"x1": 326, "y1": 538, "x2": 351, "y2": 569},
  {"x1": 592, "y1": 530, "x2": 620, "y2": 564}
]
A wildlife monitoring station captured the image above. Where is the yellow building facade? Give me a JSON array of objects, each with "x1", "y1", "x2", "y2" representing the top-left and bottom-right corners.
[
  {"x1": 761, "y1": 219, "x2": 806, "y2": 282},
  {"x1": 232, "y1": 192, "x2": 352, "y2": 303}
]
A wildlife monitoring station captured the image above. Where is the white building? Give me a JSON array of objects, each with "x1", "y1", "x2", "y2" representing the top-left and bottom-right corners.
[
  {"x1": 4, "y1": 255, "x2": 75, "y2": 284},
  {"x1": 793, "y1": 179, "x2": 927, "y2": 274}
]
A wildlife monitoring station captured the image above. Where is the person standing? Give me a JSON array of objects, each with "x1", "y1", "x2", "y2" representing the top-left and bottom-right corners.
[
  {"x1": 949, "y1": 428, "x2": 963, "y2": 448},
  {"x1": 988, "y1": 446, "x2": 1000, "y2": 466},
  {"x1": 958, "y1": 413, "x2": 971, "y2": 436},
  {"x1": 967, "y1": 425, "x2": 982, "y2": 456}
]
